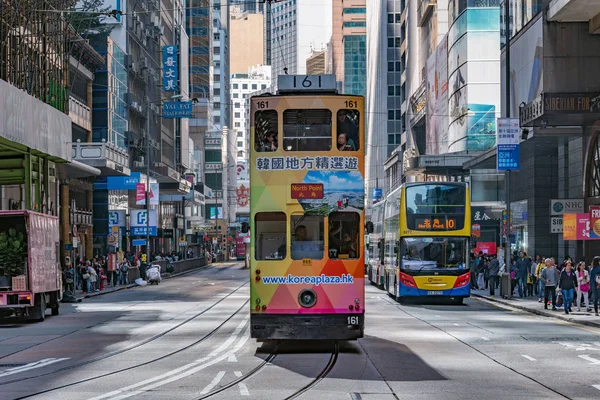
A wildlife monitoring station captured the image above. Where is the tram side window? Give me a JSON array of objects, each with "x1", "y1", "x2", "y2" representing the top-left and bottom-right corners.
[
  {"x1": 328, "y1": 212, "x2": 360, "y2": 259},
  {"x1": 255, "y1": 110, "x2": 279, "y2": 152},
  {"x1": 336, "y1": 109, "x2": 359, "y2": 151},
  {"x1": 255, "y1": 212, "x2": 286, "y2": 260},
  {"x1": 283, "y1": 109, "x2": 332, "y2": 151},
  {"x1": 291, "y1": 215, "x2": 324, "y2": 260}
]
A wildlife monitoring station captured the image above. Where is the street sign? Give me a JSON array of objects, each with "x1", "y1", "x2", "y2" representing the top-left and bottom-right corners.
[
  {"x1": 72, "y1": 225, "x2": 77, "y2": 237},
  {"x1": 551, "y1": 216, "x2": 563, "y2": 233},
  {"x1": 132, "y1": 239, "x2": 146, "y2": 246},
  {"x1": 163, "y1": 101, "x2": 193, "y2": 118},
  {"x1": 496, "y1": 118, "x2": 520, "y2": 171},
  {"x1": 64, "y1": 244, "x2": 73, "y2": 251},
  {"x1": 111, "y1": 226, "x2": 120, "y2": 234},
  {"x1": 107, "y1": 234, "x2": 118, "y2": 245},
  {"x1": 73, "y1": 237, "x2": 79, "y2": 248}
]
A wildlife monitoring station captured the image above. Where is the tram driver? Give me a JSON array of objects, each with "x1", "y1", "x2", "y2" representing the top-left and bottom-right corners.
[{"x1": 292, "y1": 225, "x2": 321, "y2": 259}]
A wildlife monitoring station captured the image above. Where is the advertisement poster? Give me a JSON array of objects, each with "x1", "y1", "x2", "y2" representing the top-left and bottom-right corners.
[
  {"x1": 426, "y1": 35, "x2": 449, "y2": 155},
  {"x1": 563, "y1": 213, "x2": 591, "y2": 241},
  {"x1": 589, "y1": 206, "x2": 600, "y2": 239},
  {"x1": 473, "y1": 242, "x2": 496, "y2": 255},
  {"x1": 136, "y1": 183, "x2": 145, "y2": 205}
]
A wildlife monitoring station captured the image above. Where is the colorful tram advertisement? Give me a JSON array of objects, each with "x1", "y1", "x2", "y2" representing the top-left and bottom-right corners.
[
  {"x1": 385, "y1": 182, "x2": 472, "y2": 303},
  {"x1": 249, "y1": 75, "x2": 365, "y2": 340}
]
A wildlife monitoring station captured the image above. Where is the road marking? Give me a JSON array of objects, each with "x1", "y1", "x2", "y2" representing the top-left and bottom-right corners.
[
  {"x1": 481, "y1": 337, "x2": 490, "y2": 341},
  {"x1": 521, "y1": 355, "x2": 536, "y2": 361},
  {"x1": 578, "y1": 355, "x2": 600, "y2": 365},
  {"x1": 453, "y1": 323, "x2": 459, "y2": 326},
  {"x1": 0, "y1": 358, "x2": 70, "y2": 378},
  {"x1": 593, "y1": 384, "x2": 600, "y2": 391},
  {"x1": 228, "y1": 354, "x2": 238, "y2": 362},
  {"x1": 89, "y1": 318, "x2": 249, "y2": 400},
  {"x1": 200, "y1": 371, "x2": 226, "y2": 394},
  {"x1": 435, "y1": 315, "x2": 441, "y2": 318},
  {"x1": 234, "y1": 371, "x2": 250, "y2": 396}
]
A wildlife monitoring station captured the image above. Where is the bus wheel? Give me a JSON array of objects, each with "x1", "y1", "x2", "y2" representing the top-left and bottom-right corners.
[
  {"x1": 452, "y1": 297, "x2": 464, "y2": 305},
  {"x1": 396, "y1": 296, "x2": 404, "y2": 304}
]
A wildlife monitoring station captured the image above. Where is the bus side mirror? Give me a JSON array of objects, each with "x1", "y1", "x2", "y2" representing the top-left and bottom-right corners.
[
  {"x1": 241, "y1": 222, "x2": 249, "y2": 233},
  {"x1": 365, "y1": 221, "x2": 374, "y2": 234}
]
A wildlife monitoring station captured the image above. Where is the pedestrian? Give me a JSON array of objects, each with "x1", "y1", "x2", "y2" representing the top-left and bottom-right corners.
[
  {"x1": 120, "y1": 259, "x2": 130, "y2": 285},
  {"x1": 536, "y1": 257, "x2": 546, "y2": 303},
  {"x1": 99, "y1": 266, "x2": 107, "y2": 291},
  {"x1": 488, "y1": 254, "x2": 500, "y2": 296},
  {"x1": 469, "y1": 254, "x2": 478, "y2": 289},
  {"x1": 559, "y1": 261, "x2": 577, "y2": 314},
  {"x1": 541, "y1": 258, "x2": 559, "y2": 311},
  {"x1": 590, "y1": 256, "x2": 600, "y2": 316},
  {"x1": 515, "y1": 251, "x2": 530, "y2": 297},
  {"x1": 576, "y1": 262, "x2": 591, "y2": 312},
  {"x1": 87, "y1": 261, "x2": 98, "y2": 292}
]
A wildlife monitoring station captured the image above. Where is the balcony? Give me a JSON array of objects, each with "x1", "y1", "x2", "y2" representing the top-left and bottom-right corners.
[
  {"x1": 548, "y1": 0, "x2": 600, "y2": 23},
  {"x1": 69, "y1": 96, "x2": 91, "y2": 131},
  {"x1": 72, "y1": 139, "x2": 131, "y2": 176},
  {"x1": 70, "y1": 209, "x2": 93, "y2": 227},
  {"x1": 417, "y1": 0, "x2": 436, "y2": 27}
]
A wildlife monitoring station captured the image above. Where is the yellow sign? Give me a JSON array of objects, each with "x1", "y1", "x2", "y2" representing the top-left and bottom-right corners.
[
  {"x1": 118, "y1": 251, "x2": 124, "y2": 263},
  {"x1": 302, "y1": 258, "x2": 312, "y2": 266},
  {"x1": 112, "y1": 226, "x2": 120, "y2": 234},
  {"x1": 141, "y1": 254, "x2": 147, "y2": 262}
]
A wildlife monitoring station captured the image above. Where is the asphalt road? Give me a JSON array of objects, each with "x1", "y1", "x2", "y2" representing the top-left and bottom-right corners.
[{"x1": 1, "y1": 262, "x2": 600, "y2": 400}]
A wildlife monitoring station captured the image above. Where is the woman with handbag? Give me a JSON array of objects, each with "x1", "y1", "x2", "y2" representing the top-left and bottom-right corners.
[{"x1": 576, "y1": 262, "x2": 591, "y2": 312}]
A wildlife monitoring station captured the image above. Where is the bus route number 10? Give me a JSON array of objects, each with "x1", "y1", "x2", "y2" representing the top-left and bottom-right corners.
[{"x1": 348, "y1": 316, "x2": 359, "y2": 325}]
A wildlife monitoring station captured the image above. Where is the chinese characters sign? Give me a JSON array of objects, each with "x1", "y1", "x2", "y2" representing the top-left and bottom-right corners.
[
  {"x1": 205, "y1": 163, "x2": 222, "y2": 170},
  {"x1": 496, "y1": 118, "x2": 520, "y2": 171},
  {"x1": 163, "y1": 45, "x2": 178, "y2": 92},
  {"x1": 291, "y1": 184, "x2": 324, "y2": 199},
  {"x1": 415, "y1": 217, "x2": 457, "y2": 230},
  {"x1": 205, "y1": 138, "x2": 222, "y2": 146},
  {"x1": 255, "y1": 156, "x2": 358, "y2": 171}
]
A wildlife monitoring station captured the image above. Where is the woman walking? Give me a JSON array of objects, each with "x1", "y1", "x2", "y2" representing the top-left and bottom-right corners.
[
  {"x1": 559, "y1": 261, "x2": 577, "y2": 314},
  {"x1": 576, "y1": 262, "x2": 591, "y2": 312}
]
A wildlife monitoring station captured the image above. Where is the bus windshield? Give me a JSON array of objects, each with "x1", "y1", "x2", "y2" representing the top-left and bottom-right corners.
[
  {"x1": 405, "y1": 184, "x2": 466, "y2": 215},
  {"x1": 401, "y1": 237, "x2": 468, "y2": 270}
]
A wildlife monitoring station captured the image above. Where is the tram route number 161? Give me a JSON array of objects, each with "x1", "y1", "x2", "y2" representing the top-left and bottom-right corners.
[{"x1": 348, "y1": 316, "x2": 359, "y2": 325}]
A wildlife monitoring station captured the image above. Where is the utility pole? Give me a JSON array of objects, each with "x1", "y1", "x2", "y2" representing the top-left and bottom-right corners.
[
  {"x1": 503, "y1": 0, "x2": 512, "y2": 298},
  {"x1": 146, "y1": 101, "x2": 151, "y2": 265}
]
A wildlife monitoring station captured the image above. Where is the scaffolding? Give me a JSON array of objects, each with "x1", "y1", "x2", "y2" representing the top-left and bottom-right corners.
[{"x1": 0, "y1": 0, "x2": 77, "y2": 113}]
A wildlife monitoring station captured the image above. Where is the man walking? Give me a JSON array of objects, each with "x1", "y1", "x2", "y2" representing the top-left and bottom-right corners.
[
  {"x1": 541, "y1": 258, "x2": 559, "y2": 311},
  {"x1": 516, "y1": 251, "x2": 531, "y2": 297},
  {"x1": 488, "y1": 254, "x2": 500, "y2": 296}
]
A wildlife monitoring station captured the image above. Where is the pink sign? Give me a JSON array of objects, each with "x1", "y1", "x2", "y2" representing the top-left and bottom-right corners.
[
  {"x1": 136, "y1": 183, "x2": 145, "y2": 205},
  {"x1": 563, "y1": 213, "x2": 591, "y2": 241},
  {"x1": 473, "y1": 242, "x2": 496, "y2": 255}
]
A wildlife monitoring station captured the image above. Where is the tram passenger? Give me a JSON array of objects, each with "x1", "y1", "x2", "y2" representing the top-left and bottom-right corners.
[
  {"x1": 337, "y1": 111, "x2": 358, "y2": 146},
  {"x1": 337, "y1": 133, "x2": 355, "y2": 151},
  {"x1": 292, "y1": 225, "x2": 321, "y2": 259},
  {"x1": 261, "y1": 132, "x2": 278, "y2": 152}
]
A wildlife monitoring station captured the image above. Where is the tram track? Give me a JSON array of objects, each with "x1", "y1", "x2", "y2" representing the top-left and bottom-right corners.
[
  {"x1": 12, "y1": 297, "x2": 251, "y2": 399},
  {"x1": 0, "y1": 280, "x2": 248, "y2": 389}
]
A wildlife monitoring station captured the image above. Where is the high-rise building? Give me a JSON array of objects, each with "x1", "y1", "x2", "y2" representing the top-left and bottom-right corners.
[
  {"x1": 331, "y1": 0, "x2": 366, "y2": 95},
  {"x1": 269, "y1": 0, "x2": 332, "y2": 79},
  {"x1": 230, "y1": 9, "x2": 265, "y2": 74},
  {"x1": 306, "y1": 49, "x2": 326, "y2": 75},
  {"x1": 365, "y1": 0, "x2": 407, "y2": 205}
]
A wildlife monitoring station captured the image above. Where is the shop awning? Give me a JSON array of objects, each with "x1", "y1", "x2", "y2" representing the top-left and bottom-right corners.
[{"x1": 57, "y1": 160, "x2": 102, "y2": 179}]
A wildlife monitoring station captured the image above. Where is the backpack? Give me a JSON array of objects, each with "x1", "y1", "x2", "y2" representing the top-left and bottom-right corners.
[{"x1": 121, "y1": 263, "x2": 129, "y2": 273}]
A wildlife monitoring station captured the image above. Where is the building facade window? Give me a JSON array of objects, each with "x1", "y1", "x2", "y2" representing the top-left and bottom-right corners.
[
  {"x1": 343, "y1": 35, "x2": 366, "y2": 96},
  {"x1": 344, "y1": 7, "x2": 366, "y2": 13},
  {"x1": 343, "y1": 21, "x2": 366, "y2": 28}
]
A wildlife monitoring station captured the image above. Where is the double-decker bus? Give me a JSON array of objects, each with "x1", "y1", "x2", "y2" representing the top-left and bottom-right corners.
[
  {"x1": 367, "y1": 200, "x2": 385, "y2": 287},
  {"x1": 249, "y1": 75, "x2": 365, "y2": 340},
  {"x1": 384, "y1": 182, "x2": 472, "y2": 304}
]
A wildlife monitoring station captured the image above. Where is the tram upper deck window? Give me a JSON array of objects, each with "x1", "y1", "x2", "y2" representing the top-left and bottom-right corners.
[
  {"x1": 255, "y1": 110, "x2": 279, "y2": 152},
  {"x1": 336, "y1": 110, "x2": 359, "y2": 151},
  {"x1": 291, "y1": 215, "x2": 324, "y2": 260},
  {"x1": 255, "y1": 212, "x2": 286, "y2": 260},
  {"x1": 328, "y1": 212, "x2": 360, "y2": 259},
  {"x1": 283, "y1": 109, "x2": 332, "y2": 151}
]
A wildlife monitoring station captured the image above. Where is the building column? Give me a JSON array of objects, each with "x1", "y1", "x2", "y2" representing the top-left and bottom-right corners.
[
  {"x1": 60, "y1": 183, "x2": 70, "y2": 265},
  {"x1": 86, "y1": 190, "x2": 93, "y2": 260}
]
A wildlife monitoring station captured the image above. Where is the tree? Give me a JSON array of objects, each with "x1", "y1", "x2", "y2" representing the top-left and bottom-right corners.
[{"x1": 67, "y1": 0, "x2": 116, "y2": 37}]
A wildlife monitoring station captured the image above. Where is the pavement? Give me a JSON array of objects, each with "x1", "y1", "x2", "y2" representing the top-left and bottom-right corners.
[
  {"x1": 471, "y1": 288, "x2": 600, "y2": 329},
  {"x1": 4, "y1": 268, "x2": 600, "y2": 399}
]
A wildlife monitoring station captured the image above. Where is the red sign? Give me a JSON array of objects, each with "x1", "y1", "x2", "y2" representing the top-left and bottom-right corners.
[
  {"x1": 236, "y1": 233, "x2": 247, "y2": 258},
  {"x1": 291, "y1": 184, "x2": 324, "y2": 199},
  {"x1": 108, "y1": 253, "x2": 117, "y2": 272},
  {"x1": 136, "y1": 183, "x2": 146, "y2": 204},
  {"x1": 472, "y1": 224, "x2": 481, "y2": 238},
  {"x1": 473, "y1": 242, "x2": 496, "y2": 255}
]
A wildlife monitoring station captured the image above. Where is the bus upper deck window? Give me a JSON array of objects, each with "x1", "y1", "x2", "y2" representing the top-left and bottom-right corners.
[
  {"x1": 283, "y1": 109, "x2": 332, "y2": 151},
  {"x1": 255, "y1": 110, "x2": 278, "y2": 152},
  {"x1": 336, "y1": 110, "x2": 359, "y2": 151}
]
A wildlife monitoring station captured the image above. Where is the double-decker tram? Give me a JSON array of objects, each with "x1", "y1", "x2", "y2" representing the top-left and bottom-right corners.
[
  {"x1": 249, "y1": 75, "x2": 365, "y2": 340},
  {"x1": 384, "y1": 182, "x2": 472, "y2": 304}
]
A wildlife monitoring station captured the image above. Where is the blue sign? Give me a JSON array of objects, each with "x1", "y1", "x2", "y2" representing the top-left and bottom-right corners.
[
  {"x1": 106, "y1": 172, "x2": 141, "y2": 190},
  {"x1": 64, "y1": 244, "x2": 73, "y2": 251},
  {"x1": 130, "y1": 210, "x2": 157, "y2": 237},
  {"x1": 497, "y1": 144, "x2": 520, "y2": 171},
  {"x1": 162, "y1": 45, "x2": 178, "y2": 92},
  {"x1": 132, "y1": 239, "x2": 147, "y2": 246},
  {"x1": 163, "y1": 101, "x2": 192, "y2": 118},
  {"x1": 372, "y1": 188, "x2": 382, "y2": 199},
  {"x1": 131, "y1": 227, "x2": 157, "y2": 236}
]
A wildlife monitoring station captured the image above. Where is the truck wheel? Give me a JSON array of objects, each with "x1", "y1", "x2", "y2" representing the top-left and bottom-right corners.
[
  {"x1": 31, "y1": 294, "x2": 46, "y2": 322},
  {"x1": 51, "y1": 302, "x2": 59, "y2": 316}
]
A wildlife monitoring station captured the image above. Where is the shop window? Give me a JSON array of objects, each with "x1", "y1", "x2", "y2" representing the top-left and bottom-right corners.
[
  {"x1": 283, "y1": 109, "x2": 332, "y2": 151},
  {"x1": 291, "y1": 215, "x2": 324, "y2": 260},
  {"x1": 255, "y1": 110, "x2": 278, "y2": 152},
  {"x1": 328, "y1": 212, "x2": 360, "y2": 259},
  {"x1": 255, "y1": 212, "x2": 286, "y2": 260}
]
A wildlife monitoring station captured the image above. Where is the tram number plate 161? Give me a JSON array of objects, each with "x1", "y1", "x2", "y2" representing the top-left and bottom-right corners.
[
  {"x1": 348, "y1": 316, "x2": 359, "y2": 325},
  {"x1": 427, "y1": 291, "x2": 443, "y2": 295}
]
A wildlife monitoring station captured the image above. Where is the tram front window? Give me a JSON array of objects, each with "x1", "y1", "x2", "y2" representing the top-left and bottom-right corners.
[
  {"x1": 400, "y1": 237, "x2": 468, "y2": 270},
  {"x1": 283, "y1": 109, "x2": 332, "y2": 151},
  {"x1": 291, "y1": 215, "x2": 324, "y2": 260},
  {"x1": 328, "y1": 212, "x2": 360, "y2": 259},
  {"x1": 255, "y1": 212, "x2": 286, "y2": 260}
]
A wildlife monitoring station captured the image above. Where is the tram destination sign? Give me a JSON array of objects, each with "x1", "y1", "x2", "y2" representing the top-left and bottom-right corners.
[
  {"x1": 291, "y1": 184, "x2": 324, "y2": 199},
  {"x1": 278, "y1": 75, "x2": 337, "y2": 92}
]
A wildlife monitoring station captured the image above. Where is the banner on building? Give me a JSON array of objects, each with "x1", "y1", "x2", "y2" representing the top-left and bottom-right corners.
[
  {"x1": 163, "y1": 45, "x2": 178, "y2": 92},
  {"x1": 589, "y1": 206, "x2": 600, "y2": 239},
  {"x1": 426, "y1": 35, "x2": 449, "y2": 155},
  {"x1": 496, "y1": 118, "x2": 520, "y2": 171},
  {"x1": 563, "y1": 213, "x2": 591, "y2": 241},
  {"x1": 163, "y1": 101, "x2": 192, "y2": 118},
  {"x1": 136, "y1": 183, "x2": 159, "y2": 205}
]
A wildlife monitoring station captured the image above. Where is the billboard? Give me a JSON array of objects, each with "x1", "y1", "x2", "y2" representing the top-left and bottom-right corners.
[
  {"x1": 447, "y1": 7, "x2": 500, "y2": 153},
  {"x1": 130, "y1": 209, "x2": 158, "y2": 236},
  {"x1": 426, "y1": 35, "x2": 449, "y2": 155}
]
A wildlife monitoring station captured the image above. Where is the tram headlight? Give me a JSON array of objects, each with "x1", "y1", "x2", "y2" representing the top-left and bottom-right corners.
[{"x1": 298, "y1": 289, "x2": 317, "y2": 308}]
